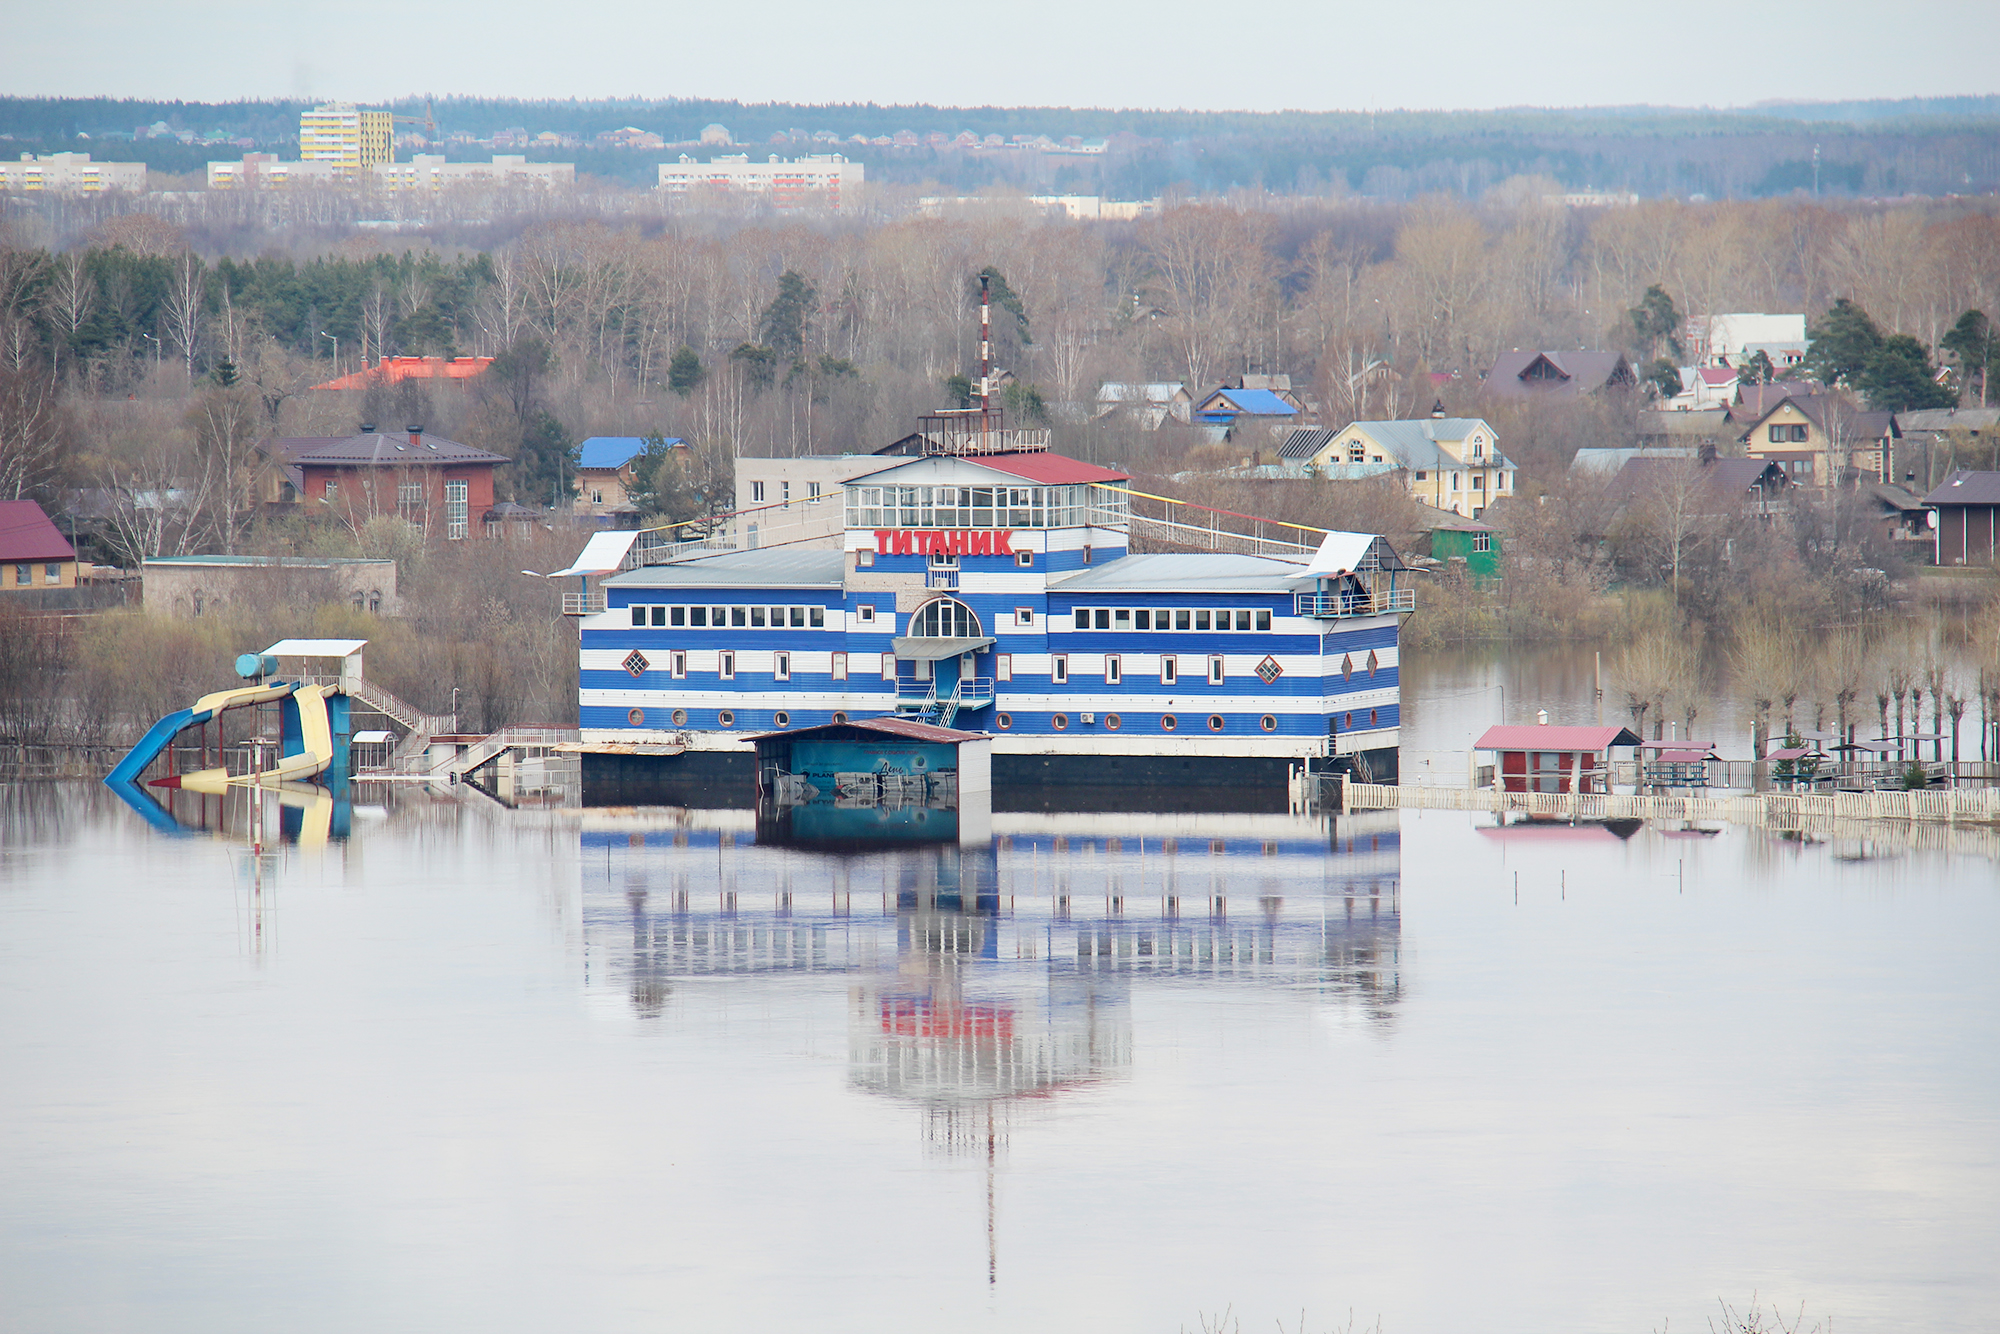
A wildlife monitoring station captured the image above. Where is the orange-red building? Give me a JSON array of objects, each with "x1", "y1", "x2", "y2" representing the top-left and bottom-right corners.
[{"x1": 311, "y1": 356, "x2": 494, "y2": 393}]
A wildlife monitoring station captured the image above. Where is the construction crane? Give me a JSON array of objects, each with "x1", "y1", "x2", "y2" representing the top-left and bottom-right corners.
[{"x1": 391, "y1": 97, "x2": 439, "y2": 143}]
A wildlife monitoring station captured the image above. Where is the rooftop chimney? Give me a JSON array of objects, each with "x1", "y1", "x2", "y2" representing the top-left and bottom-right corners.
[
  {"x1": 1537, "y1": 709, "x2": 1549, "y2": 725},
  {"x1": 407, "y1": 424, "x2": 426, "y2": 449},
  {"x1": 1431, "y1": 399, "x2": 1446, "y2": 418},
  {"x1": 359, "y1": 422, "x2": 377, "y2": 434}
]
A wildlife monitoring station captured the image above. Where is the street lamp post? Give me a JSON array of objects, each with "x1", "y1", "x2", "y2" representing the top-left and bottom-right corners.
[{"x1": 320, "y1": 330, "x2": 338, "y2": 377}]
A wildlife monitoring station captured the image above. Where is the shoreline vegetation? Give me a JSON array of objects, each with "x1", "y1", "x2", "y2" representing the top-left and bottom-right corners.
[{"x1": 3, "y1": 189, "x2": 1999, "y2": 767}]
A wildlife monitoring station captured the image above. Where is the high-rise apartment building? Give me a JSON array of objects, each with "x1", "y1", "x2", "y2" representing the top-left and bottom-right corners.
[{"x1": 299, "y1": 102, "x2": 394, "y2": 180}]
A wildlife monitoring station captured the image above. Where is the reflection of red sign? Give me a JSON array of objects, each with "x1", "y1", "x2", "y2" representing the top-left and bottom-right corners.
[
  {"x1": 872, "y1": 529, "x2": 1014, "y2": 556},
  {"x1": 881, "y1": 998, "x2": 1015, "y2": 1041}
]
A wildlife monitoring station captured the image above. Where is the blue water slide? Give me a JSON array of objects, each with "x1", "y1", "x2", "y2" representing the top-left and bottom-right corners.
[{"x1": 105, "y1": 707, "x2": 199, "y2": 787}]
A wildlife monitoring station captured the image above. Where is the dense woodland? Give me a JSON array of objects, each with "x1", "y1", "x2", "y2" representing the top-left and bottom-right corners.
[{"x1": 4, "y1": 188, "x2": 2000, "y2": 746}]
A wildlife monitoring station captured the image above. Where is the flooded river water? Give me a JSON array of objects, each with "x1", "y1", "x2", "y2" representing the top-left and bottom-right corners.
[{"x1": 2, "y1": 779, "x2": 1995, "y2": 1334}]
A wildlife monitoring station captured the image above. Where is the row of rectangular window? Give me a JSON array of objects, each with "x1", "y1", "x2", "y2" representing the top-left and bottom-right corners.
[
  {"x1": 844, "y1": 483, "x2": 1123, "y2": 531},
  {"x1": 626, "y1": 651, "x2": 1241, "y2": 686},
  {"x1": 747, "y1": 480, "x2": 824, "y2": 503},
  {"x1": 1071, "y1": 607, "x2": 1272, "y2": 632},
  {"x1": 630, "y1": 604, "x2": 829, "y2": 628},
  {"x1": 12, "y1": 563, "x2": 63, "y2": 585}
]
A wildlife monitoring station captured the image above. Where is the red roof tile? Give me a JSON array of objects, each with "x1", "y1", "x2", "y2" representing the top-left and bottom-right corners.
[
  {"x1": 0, "y1": 500, "x2": 77, "y2": 564},
  {"x1": 969, "y1": 453, "x2": 1130, "y2": 485}
]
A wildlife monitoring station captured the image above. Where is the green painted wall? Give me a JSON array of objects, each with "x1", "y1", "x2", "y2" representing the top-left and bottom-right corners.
[{"x1": 1430, "y1": 529, "x2": 1501, "y2": 580}]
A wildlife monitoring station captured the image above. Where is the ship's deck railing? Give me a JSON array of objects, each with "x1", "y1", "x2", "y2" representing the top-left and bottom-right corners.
[{"x1": 1295, "y1": 588, "x2": 1416, "y2": 618}]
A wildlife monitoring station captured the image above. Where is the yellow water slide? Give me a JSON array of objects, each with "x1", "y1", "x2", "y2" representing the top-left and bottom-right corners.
[{"x1": 170, "y1": 684, "x2": 337, "y2": 792}]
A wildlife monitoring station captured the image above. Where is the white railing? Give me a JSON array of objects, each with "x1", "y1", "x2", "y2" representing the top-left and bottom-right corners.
[
  {"x1": 1124, "y1": 507, "x2": 1321, "y2": 559},
  {"x1": 1343, "y1": 781, "x2": 2000, "y2": 826},
  {"x1": 920, "y1": 425, "x2": 1052, "y2": 455},
  {"x1": 562, "y1": 590, "x2": 607, "y2": 615},
  {"x1": 924, "y1": 569, "x2": 960, "y2": 589},
  {"x1": 431, "y1": 726, "x2": 580, "y2": 778},
  {"x1": 1295, "y1": 588, "x2": 1417, "y2": 618}
]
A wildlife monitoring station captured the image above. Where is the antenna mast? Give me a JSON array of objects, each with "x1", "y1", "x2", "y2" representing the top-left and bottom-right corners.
[{"x1": 978, "y1": 274, "x2": 993, "y2": 408}]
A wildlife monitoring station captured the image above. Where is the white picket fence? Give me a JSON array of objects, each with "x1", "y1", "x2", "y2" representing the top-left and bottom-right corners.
[{"x1": 1345, "y1": 782, "x2": 2000, "y2": 826}]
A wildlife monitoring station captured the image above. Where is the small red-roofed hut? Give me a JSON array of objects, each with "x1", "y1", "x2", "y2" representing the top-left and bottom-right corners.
[{"x1": 1475, "y1": 721, "x2": 1643, "y2": 794}]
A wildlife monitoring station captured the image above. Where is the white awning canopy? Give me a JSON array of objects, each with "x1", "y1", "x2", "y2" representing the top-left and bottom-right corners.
[
  {"x1": 890, "y1": 636, "x2": 996, "y2": 661},
  {"x1": 551, "y1": 530, "x2": 640, "y2": 578},
  {"x1": 262, "y1": 638, "x2": 368, "y2": 658},
  {"x1": 1305, "y1": 532, "x2": 1377, "y2": 576}
]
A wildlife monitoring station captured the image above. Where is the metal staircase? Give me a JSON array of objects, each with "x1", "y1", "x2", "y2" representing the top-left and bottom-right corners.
[
  {"x1": 430, "y1": 727, "x2": 577, "y2": 780},
  {"x1": 343, "y1": 677, "x2": 457, "y2": 769}
]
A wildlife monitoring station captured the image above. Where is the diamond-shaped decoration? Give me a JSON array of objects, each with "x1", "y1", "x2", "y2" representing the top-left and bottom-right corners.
[
  {"x1": 622, "y1": 650, "x2": 650, "y2": 678},
  {"x1": 1255, "y1": 654, "x2": 1284, "y2": 685}
]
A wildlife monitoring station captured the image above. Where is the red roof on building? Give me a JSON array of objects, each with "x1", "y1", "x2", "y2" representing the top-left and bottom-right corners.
[
  {"x1": 312, "y1": 356, "x2": 494, "y2": 392},
  {"x1": 0, "y1": 500, "x2": 77, "y2": 564},
  {"x1": 1475, "y1": 724, "x2": 1643, "y2": 751},
  {"x1": 970, "y1": 453, "x2": 1130, "y2": 485}
]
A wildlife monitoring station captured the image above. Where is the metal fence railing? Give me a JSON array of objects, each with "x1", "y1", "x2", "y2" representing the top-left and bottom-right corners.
[{"x1": 1345, "y1": 781, "x2": 2000, "y2": 826}]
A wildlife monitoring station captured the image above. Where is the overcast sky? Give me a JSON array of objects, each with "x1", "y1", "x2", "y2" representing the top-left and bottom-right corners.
[{"x1": 5, "y1": 0, "x2": 1995, "y2": 112}]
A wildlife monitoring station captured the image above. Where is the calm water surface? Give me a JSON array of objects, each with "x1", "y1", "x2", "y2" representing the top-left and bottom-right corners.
[{"x1": 2, "y1": 781, "x2": 1996, "y2": 1333}]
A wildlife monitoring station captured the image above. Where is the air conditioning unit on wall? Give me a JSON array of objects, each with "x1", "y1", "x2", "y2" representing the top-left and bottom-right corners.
[{"x1": 1080, "y1": 713, "x2": 1096, "y2": 724}]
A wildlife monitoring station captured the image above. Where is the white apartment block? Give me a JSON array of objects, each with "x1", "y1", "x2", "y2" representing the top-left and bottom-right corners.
[
  {"x1": 0, "y1": 153, "x2": 146, "y2": 193},
  {"x1": 656, "y1": 154, "x2": 863, "y2": 210},
  {"x1": 373, "y1": 154, "x2": 576, "y2": 190},
  {"x1": 207, "y1": 154, "x2": 341, "y2": 190}
]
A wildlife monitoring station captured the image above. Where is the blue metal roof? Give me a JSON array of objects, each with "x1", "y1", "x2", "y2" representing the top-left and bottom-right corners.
[
  {"x1": 578, "y1": 436, "x2": 679, "y2": 470},
  {"x1": 1202, "y1": 388, "x2": 1295, "y2": 417}
]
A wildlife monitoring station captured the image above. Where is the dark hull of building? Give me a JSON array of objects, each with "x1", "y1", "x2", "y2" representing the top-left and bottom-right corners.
[{"x1": 583, "y1": 746, "x2": 1398, "y2": 813}]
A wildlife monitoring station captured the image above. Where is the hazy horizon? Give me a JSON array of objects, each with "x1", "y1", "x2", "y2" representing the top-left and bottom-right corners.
[{"x1": 4, "y1": 0, "x2": 1993, "y2": 114}]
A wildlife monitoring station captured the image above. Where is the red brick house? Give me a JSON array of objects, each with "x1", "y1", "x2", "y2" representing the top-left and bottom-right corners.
[{"x1": 264, "y1": 427, "x2": 507, "y2": 540}]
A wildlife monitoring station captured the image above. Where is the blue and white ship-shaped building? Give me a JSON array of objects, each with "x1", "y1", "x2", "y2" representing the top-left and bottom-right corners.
[{"x1": 576, "y1": 408, "x2": 1413, "y2": 806}]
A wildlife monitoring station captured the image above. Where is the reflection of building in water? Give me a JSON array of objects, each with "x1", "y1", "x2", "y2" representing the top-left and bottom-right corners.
[
  {"x1": 582, "y1": 808, "x2": 1401, "y2": 1033},
  {"x1": 582, "y1": 809, "x2": 1398, "y2": 1282}
]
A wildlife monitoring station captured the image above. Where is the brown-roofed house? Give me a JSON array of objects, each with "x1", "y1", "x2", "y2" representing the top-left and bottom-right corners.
[
  {"x1": 1482, "y1": 350, "x2": 1637, "y2": 400},
  {"x1": 1607, "y1": 454, "x2": 1790, "y2": 514},
  {"x1": 0, "y1": 499, "x2": 80, "y2": 595},
  {"x1": 1924, "y1": 471, "x2": 2000, "y2": 565},
  {"x1": 261, "y1": 426, "x2": 508, "y2": 539},
  {"x1": 1733, "y1": 392, "x2": 1899, "y2": 486}
]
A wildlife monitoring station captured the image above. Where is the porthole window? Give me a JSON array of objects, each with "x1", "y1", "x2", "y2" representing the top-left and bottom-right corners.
[
  {"x1": 832, "y1": 711, "x2": 848, "y2": 724},
  {"x1": 774, "y1": 711, "x2": 789, "y2": 726},
  {"x1": 718, "y1": 710, "x2": 735, "y2": 727},
  {"x1": 1259, "y1": 714, "x2": 1277, "y2": 732},
  {"x1": 1161, "y1": 715, "x2": 1178, "y2": 732},
  {"x1": 671, "y1": 708, "x2": 688, "y2": 726},
  {"x1": 1052, "y1": 713, "x2": 1069, "y2": 730},
  {"x1": 1208, "y1": 714, "x2": 1225, "y2": 732},
  {"x1": 996, "y1": 712, "x2": 1013, "y2": 729},
  {"x1": 1104, "y1": 713, "x2": 1121, "y2": 730},
  {"x1": 627, "y1": 708, "x2": 646, "y2": 726}
]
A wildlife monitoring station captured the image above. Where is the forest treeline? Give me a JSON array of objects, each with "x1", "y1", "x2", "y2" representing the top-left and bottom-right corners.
[
  {"x1": 5, "y1": 191, "x2": 1999, "y2": 504},
  {"x1": 6, "y1": 94, "x2": 2000, "y2": 197}
]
